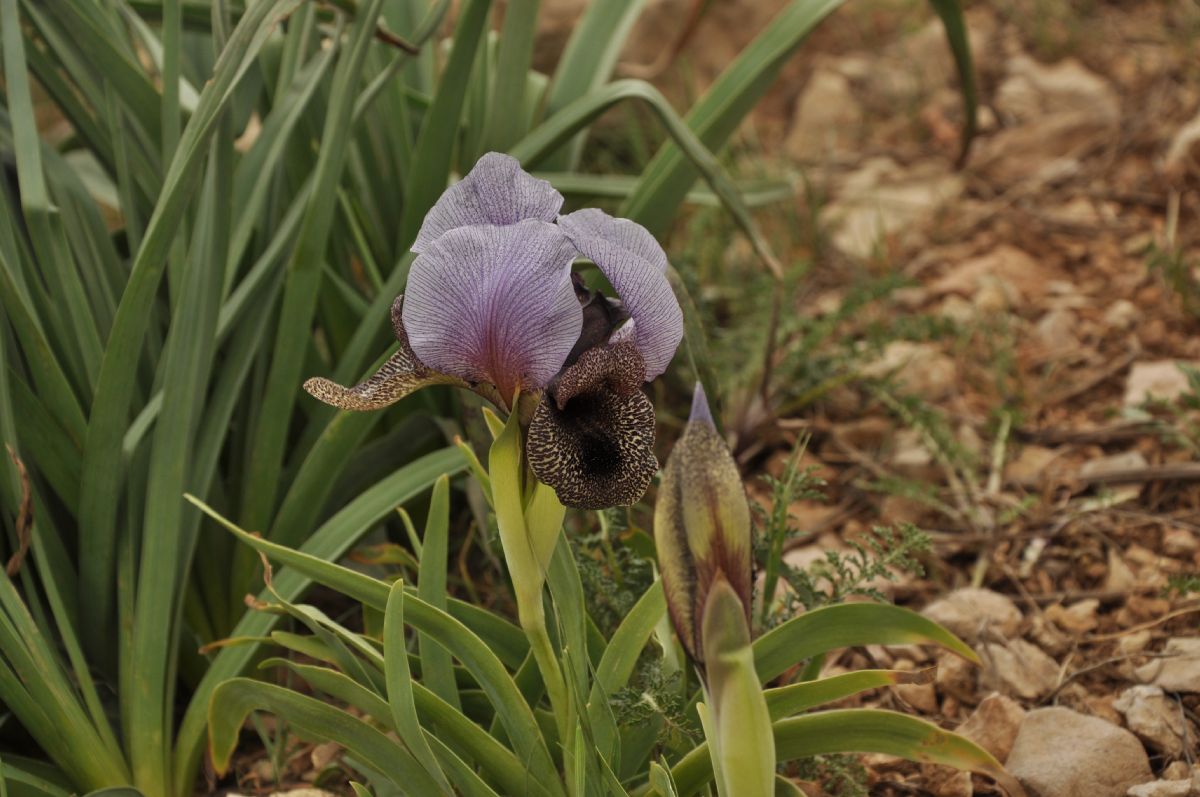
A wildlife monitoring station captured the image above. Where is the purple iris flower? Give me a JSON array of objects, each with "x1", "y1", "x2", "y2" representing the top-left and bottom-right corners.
[{"x1": 305, "y1": 153, "x2": 684, "y2": 509}]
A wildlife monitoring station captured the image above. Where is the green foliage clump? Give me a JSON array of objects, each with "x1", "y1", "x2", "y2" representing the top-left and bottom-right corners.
[
  {"x1": 794, "y1": 753, "x2": 871, "y2": 797},
  {"x1": 1165, "y1": 572, "x2": 1200, "y2": 598},
  {"x1": 755, "y1": 440, "x2": 932, "y2": 628}
]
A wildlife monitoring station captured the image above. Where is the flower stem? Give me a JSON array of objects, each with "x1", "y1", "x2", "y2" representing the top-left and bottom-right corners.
[{"x1": 488, "y1": 407, "x2": 576, "y2": 789}]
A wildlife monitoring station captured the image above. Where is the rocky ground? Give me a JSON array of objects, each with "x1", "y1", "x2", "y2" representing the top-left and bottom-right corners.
[
  {"x1": 230, "y1": 2, "x2": 1200, "y2": 794},
  {"x1": 626, "y1": 1, "x2": 1200, "y2": 795}
]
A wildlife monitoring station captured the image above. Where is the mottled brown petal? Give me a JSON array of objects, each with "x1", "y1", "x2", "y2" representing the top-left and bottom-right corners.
[
  {"x1": 527, "y1": 344, "x2": 657, "y2": 509},
  {"x1": 304, "y1": 335, "x2": 461, "y2": 412},
  {"x1": 553, "y1": 341, "x2": 644, "y2": 408},
  {"x1": 390, "y1": 293, "x2": 406, "y2": 342}
]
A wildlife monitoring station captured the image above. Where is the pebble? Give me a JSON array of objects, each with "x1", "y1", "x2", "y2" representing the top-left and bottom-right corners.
[
  {"x1": 955, "y1": 692, "x2": 1026, "y2": 763},
  {"x1": 1113, "y1": 685, "x2": 1187, "y2": 755},
  {"x1": 1162, "y1": 528, "x2": 1199, "y2": 558},
  {"x1": 1124, "y1": 361, "x2": 1197, "y2": 406},
  {"x1": 922, "y1": 588, "x2": 1023, "y2": 642},
  {"x1": 1126, "y1": 780, "x2": 1194, "y2": 797},
  {"x1": 1135, "y1": 638, "x2": 1200, "y2": 694},
  {"x1": 1006, "y1": 707, "x2": 1153, "y2": 797},
  {"x1": 981, "y1": 638, "x2": 1060, "y2": 700}
]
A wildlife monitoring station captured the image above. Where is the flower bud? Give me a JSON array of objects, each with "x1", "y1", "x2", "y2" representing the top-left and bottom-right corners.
[{"x1": 654, "y1": 383, "x2": 753, "y2": 663}]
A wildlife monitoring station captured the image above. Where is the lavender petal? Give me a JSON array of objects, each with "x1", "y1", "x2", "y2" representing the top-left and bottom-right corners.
[
  {"x1": 412, "y1": 152, "x2": 564, "y2": 254},
  {"x1": 558, "y1": 208, "x2": 682, "y2": 380},
  {"x1": 402, "y1": 219, "x2": 582, "y2": 398}
]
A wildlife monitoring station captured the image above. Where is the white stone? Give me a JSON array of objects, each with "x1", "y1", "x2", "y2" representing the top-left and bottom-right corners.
[
  {"x1": 1007, "y1": 707, "x2": 1153, "y2": 797},
  {"x1": 1163, "y1": 528, "x2": 1199, "y2": 558},
  {"x1": 860, "y1": 340, "x2": 958, "y2": 401},
  {"x1": 922, "y1": 588, "x2": 1022, "y2": 642},
  {"x1": 821, "y1": 158, "x2": 964, "y2": 260},
  {"x1": 786, "y1": 69, "x2": 863, "y2": 162},
  {"x1": 1135, "y1": 638, "x2": 1200, "y2": 693},
  {"x1": 1124, "y1": 361, "x2": 1197, "y2": 406},
  {"x1": 955, "y1": 692, "x2": 1026, "y2": 763},
  {"x1": 1162, "y1": 106, "x2": 1200, "y2": 183},
  {"x1": 1114, "y1": 685, "x2": 1186, "y2": 755},
  {"x1": 995, "y1": 55, "x2": 1119, "y2": 123},
  {"x1": 1127, "y1": 780, "x2": 1193, "y2": 797},
  {"x1": 980, "y1": 638, "x2": 1060, "y2": 700}
]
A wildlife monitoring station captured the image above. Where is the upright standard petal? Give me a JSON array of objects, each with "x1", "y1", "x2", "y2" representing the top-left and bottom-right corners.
[
  {"x1": 412, "y1": 152, "x2": 564, "y2": 253},
  {"x1": 558, "y1": 208, "x2": 682, "y2": 381},
  {"x1": 403, "y1": 219, "x2": 582, "y2": 400},
  {"x1": 527, "y1": 343, "x2": 657, "y2": 509}
]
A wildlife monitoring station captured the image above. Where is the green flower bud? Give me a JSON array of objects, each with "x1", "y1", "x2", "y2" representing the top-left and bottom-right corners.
[{"x1": 654, "y1": 384, "x2": 753, "y2": 663}]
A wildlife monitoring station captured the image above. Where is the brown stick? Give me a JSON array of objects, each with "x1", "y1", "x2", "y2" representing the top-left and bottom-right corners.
[{"x1": 1076, "y1": 463, "x2": 1200, "y2": 486}]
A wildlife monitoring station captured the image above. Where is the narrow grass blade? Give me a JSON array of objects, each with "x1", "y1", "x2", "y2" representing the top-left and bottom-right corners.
[
  {"x1": 926, "y1": 0, "x2": 978, "y2": 166},
  {"x1": 187, "y1": 496, "x2": 563, "y2": 796},
  {"x1": 540, "y1": 0, "x2": 646, "y2": 170},
  {"x1": 128, "y1": 117, "x2": 232, "y2": 794},
  {"x1": 271, "y1": 660, "x2": 551, "y2": 797},
  {"x1": 535, "y1": 172, "x2": 794, "y2": 207},
  {"x1": 76, "y1": 0, "x2": 302, "y2": 663},
  {"x1": 0, "y1": 756, "x2": 72, "y2": 797},
  {"x1": 587, "y1": 580, "x2": 665, "y2": 761},
  {"x1": 2, "y1": 0, "x2": 103, "y2": 390},
  {"x1": 209, "y1": 678, "x2": 442, "y2": 792},
  {"x1": 240, "y1": 0, "x2": 385, "y2": 534},
  {"x1": 384, "y1": 581, "x2": 454, "y2": 795},
  {"x1": 664, "y1": 709, "x2": 1023, "y2": 797},
  {"x1": 418, "y1": 475, "x2": 460, "y2": 710},
  {"x1": 753, "y1": 602, "x2": 978, "y2": 684},
  {"x1": 172, "y1": 447, "x2": 463, "y2": 795},
  {"x1": 765, "y1": 669, "x2": 932, "y2": 720},
  {"x1": 484, "y1": 0, "x2": 539, "y2": 152},
  {"x1": 620, "y1": 0, "x2": 848, "y2": 235},
  {"x1": 397, "y1": 0, "x2": 491, "y2": 247},
  {"x1": 511, "y1": 79, "x2": 782, "y2": 278}
]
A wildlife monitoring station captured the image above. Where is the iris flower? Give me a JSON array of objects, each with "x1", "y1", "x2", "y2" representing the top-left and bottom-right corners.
[{"x1": 305, "y1": 153, "x2": 683, "y2": 510}]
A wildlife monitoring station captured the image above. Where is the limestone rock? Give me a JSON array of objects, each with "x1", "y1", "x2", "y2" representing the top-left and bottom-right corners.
[
  {"x1": 936, "y1": 649, "x2": 978, "y2": 703},
  {"x1": 995, "y1": 55, "x2": 1119, "y2": 123},
  {"x1": 821, "y1": 158, "x2": 964, "y2": 260},
  {"x1": 1113, "y1": 685, "x2": 1186, "y2": 755},
  {"x1": 1126, "y1": 780, "x2": 1194, "y2": 797},
  {"x1": 922, "y1": 588, "x2": 1022, "y2": 642},
  {"x1": 786, "y1": 69, "x2": 863, "y2": 162},
  {"x1": 1135, "y1": 638, "x2": 1200, "y2": 693},
  {"x1": 1162, "y1": 106, "x2": 1200, "y2": 184},
  {"x1": 955, "y1": 692, "x2": 1026, "y2": 763},
  {"x1": 1079, "y1": 450, "x2": 1149, "y2": 481},
  {"x1": 1005, "y1": 445, "x2": 1062, "y2": 487},
  {"x1": 930, "y1": 246, "x2": 1053, "y2": 303},
  {"x1": 1124, "y1": 361, "x2": 1197, "y2": 406},
  {"x1": 1007, "y1": 707, "x2": 1153, "y2": 797},
  {"x1": 1044, "y1": 599, "x2": 1100, "y2": 635},
  {"x1": 981, "y1": 638, "x2": 1060, "y2": 700},
  {"x1": 974, "y1": 54, "x2": 1119, "y2": 188},
  {"x1": 861, "y1": 340, "x2": 958, "y2": 401},
  {"x1": 1163, "y1": 528, "x2": 1199, "y2": 558}
]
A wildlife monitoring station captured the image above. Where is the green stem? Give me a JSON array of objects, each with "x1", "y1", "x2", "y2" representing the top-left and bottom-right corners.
[{"x1": 488, "y1": 407, "x2": 576, "y2": 788}]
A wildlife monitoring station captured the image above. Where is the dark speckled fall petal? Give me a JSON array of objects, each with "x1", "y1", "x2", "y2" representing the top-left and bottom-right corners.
[
  {"x1": 304, "y1": 296, "x2": 465, "y2": 411},
  {"x1": 527, "y1": 343, "x2": 658, "y2": 509}
]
